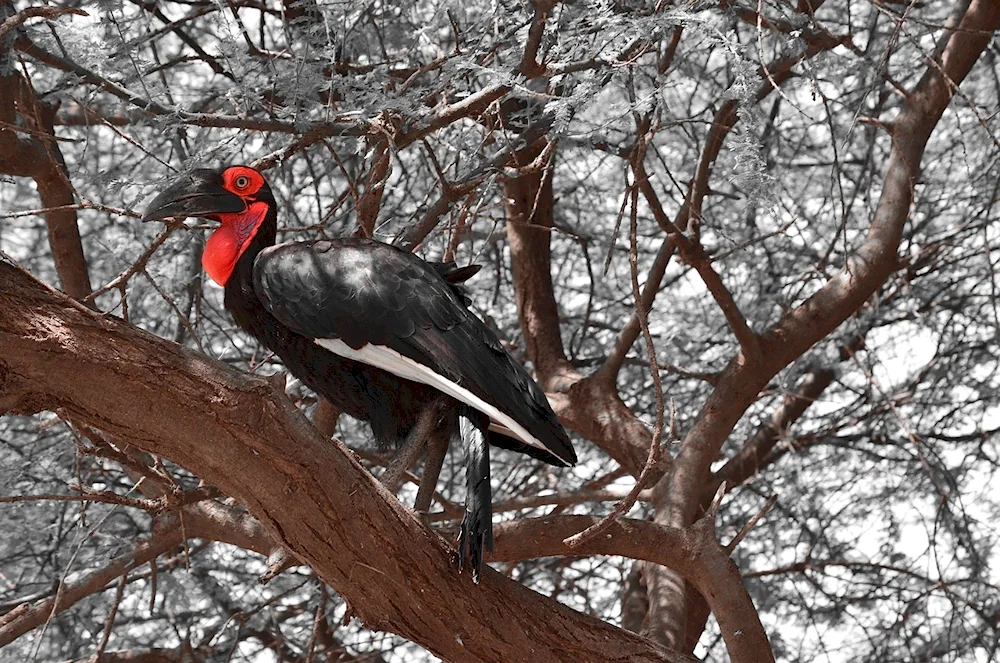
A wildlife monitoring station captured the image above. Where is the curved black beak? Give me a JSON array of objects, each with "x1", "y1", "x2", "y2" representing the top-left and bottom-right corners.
[{"x1": 142, "y1": 169, "x2": 246, "y2": 222}]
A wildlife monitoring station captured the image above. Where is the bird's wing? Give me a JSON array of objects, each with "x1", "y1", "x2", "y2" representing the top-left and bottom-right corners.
[{"x1": 252, "y1": 238, "x2": 576, "y2": 466}]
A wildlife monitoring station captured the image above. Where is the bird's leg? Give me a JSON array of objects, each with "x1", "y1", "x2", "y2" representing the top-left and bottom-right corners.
[
  {"x1": 380, "y1": 399, "x2": 445, "y2": 493},
  {"x1": 413, "y1": 429, "x2": 449, "y2": 519}
]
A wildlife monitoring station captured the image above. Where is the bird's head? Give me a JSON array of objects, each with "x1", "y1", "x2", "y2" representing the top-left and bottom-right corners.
[{"x1": 143, "y1": 165, "x2": 276, "y2": 286}]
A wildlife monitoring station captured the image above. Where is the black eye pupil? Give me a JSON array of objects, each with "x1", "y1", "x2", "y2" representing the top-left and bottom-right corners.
[{"x1": 236, "y1": 176, "x2": 249, "y2": 188}]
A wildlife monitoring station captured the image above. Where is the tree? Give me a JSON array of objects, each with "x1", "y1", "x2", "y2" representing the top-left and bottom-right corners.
[{"x1": 1, "y1": 1, "x2": 998, "y2": 661}]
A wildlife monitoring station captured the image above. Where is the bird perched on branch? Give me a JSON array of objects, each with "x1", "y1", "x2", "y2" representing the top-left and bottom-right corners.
[{"x1": 142, "y1": 165, "x2": 577, "y2": 581}]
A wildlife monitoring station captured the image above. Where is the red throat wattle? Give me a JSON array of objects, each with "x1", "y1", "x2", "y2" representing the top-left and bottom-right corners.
[{"x1": 202, "y1": 201, "x2": 269, "y2": 286}]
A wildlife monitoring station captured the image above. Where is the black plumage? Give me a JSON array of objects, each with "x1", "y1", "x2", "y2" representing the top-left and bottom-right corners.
[
  {"x1": 457, "y1": 406, "x2": 493, "y2": 575},
  {"x1": 143, "y1": 166, "x2": 577, "y2": 581},
  {"x1": 253, "y1": 238, "x2": 574, "y2": 466}
]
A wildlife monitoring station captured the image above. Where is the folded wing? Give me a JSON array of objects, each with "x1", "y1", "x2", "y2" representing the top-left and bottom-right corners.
[{"x1": 251, "y1": 237, "x2": 576, "y2": 466}]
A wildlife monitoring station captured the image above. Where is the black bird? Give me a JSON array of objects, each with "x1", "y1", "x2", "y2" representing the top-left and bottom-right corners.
[{"x1": 142, "y1": 165, "x2": 577, "y2": 580}]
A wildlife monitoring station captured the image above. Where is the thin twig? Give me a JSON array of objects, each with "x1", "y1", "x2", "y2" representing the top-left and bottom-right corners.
[
  {"x1": 91, "y1": 572, "x2": 127, "y2": 661},
  {"x1": 0, "y1": 200, "x2": 140, "y2": 220},
  {"x1": 706, "y1": 481, "x2": 727, "y2": 520},
  {"x1": 0, "y1": 6, "x2": 86, "y2": 42},
  {"x1": 304, "y1": 584, "x2": 328, "y2": 663},
  {"x1": 725, "y1": 494, "x2": 777, "y2": 554},
  {"x1": 141, "y1": 268, "x2": 204, "y2": 354},
  {"x1": 566, "y1": 133, "x2": 670, "y2": 548},
  {"x1": 84, "y1": 220, "x2": 182, "y2": 304},
  {"x1": 651, "y1": 206, "x2": 763, "y2": 362},
  {"x1": 29, "y1": 488, "x2": 134, "y2": 661},
  {"x1": 0, "y1": 491, "x2": 154, "y2": 510}
]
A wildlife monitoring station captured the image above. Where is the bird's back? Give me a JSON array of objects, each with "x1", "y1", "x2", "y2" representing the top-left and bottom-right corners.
[{"x1": 251, "y1": 238, "x2": 576, "y2": 466}]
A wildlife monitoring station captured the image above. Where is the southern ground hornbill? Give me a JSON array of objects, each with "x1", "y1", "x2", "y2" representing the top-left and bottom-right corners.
[{"x1": 142, "y1": 165, "x2": 577, "y2": 580}]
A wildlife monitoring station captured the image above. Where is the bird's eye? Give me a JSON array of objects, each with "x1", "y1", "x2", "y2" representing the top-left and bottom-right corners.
[{"x1": 234, "y1": 175, "x2": 251, "y2": 190}]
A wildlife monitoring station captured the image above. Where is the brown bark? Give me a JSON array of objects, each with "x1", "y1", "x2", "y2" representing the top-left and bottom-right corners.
[
  {"x1": 501, "y1": 1, "x2": 859, "y2": 485},
  {"x1": 0, "y1": 262, "x2": 709, "y2": 663},
  {"x1": 706, "y1": 364, "x2": 839, "y2": 503},
  {"x1": 503, "y1": 139, "x2": 573, "y2": 385},
  {"x1": 640, "y1": 0, "x2": 1000, "y2": 650},
  {"x1": 518, "y1": 1, "x2": 556, "y2": 78},
  {"x1": 0, "y1": 7, "x2": 85, "y2": 42},
  {"x1": 0, "y1": 37, "x2": 92, "y2": 301},
  {"x1": 71, "y1": 647, "x2": 200, "y2": 663},
  {"x1": 490, "y1": 515, "x2": 772, "y2": 663},
  {"x1": 621, "y1": 563, "x2": 648, "y2": 634},
  {"x1": 601, "y1": 10, "x2": 842, "y2": 382},
  {"x1": 356, "y1": 131, "x2": 394, "y2": 237},
  {"x1": 312, "y1": 397, "x2": 342, "y2": 438},
  {"x1": 550, "y1": 379, "x2": 655, "y2": 475},
  {"x1": 503, "y1": 140, "x2": 657, "y2": 476},
  {"x1": 677, "y1": 360, "x2": 845, "y2": 649},
  {"x1": 282, "y1": 0, "x2": 322, "y2": 27}
]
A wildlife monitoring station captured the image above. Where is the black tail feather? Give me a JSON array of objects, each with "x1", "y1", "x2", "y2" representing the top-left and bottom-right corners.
[{"x1": 457, "y1": 405, "x2": 492, "y2": 582}]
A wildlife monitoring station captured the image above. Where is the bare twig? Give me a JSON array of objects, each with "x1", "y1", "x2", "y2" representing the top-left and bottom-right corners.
[
  {"x1": 91, "y1": 573, "x2": 128, "y2": 662},
  {"x1": 725, "y1": 495, "x2": 777, "y2": 554},
  {"x1": 0, "y1": 491, "x2": 153, "y2": 510},
  {"x1": 84, "y1": 221, "x2": 183, "y2": 304},
  {"x1": 566, "y1": 134, "x2": 671, "y2": 548},
  {"x1": 0, "y1": 200, "x2": 139, "y2": 220},
  {"x1": 0, "y1": 6, "x2": 86, "y2": 42},
  {"x1": 660, "y1": 217, "x2": 763, "y2": 362}
]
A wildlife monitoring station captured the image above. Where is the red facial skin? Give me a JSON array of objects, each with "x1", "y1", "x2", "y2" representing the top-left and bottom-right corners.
[{"x1": 202, "y1": 166, "x2": 268, "y2": 286}]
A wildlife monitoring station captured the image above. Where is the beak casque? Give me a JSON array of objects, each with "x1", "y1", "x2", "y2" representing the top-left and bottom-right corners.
[{"x1": 142, "y1": 169, "x2": 247, "y2": 222}]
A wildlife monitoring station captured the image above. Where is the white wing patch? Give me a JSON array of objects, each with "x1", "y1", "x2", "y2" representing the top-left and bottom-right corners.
[{"x1": 314, "y1": 338, "x2": 560, "y2": 459}]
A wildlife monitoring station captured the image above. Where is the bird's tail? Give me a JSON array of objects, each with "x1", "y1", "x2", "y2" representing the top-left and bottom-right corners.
[{"x1": 457, "y1": 404, "x2": 493, "y2": 583}]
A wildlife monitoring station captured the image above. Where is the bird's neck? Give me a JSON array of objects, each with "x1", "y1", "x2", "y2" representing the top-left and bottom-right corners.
[{"x1": 223, "y1": 205, "x2": 277, "y2": 329}]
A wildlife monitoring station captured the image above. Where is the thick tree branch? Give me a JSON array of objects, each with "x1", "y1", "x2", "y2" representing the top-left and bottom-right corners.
[
  {"x1": 761, "y1": 1, "x2": 999, "y2": 370},
  {"x1": 356, "y1": 123, "x2": 395, "y2": 237},
  {"x1": 549, "y1": 383, "x2": 655, "y2": 476},
  {"x1": 709, "y1": 366, "x2": 836, "y2": 498},
  {"x1": 519, "y1": 1, "x2": 556, "y2": 77},
  {"x1": 0, "y1": 6, "x2": 85, "y2": 42},
  {"x1": 504, "y1": 138, "x2": 574, "y2": 384},
  {"x1": 640, "y1": 1, "x2": 999, "y2": 650},
  {"x1": 0, "y1": 260, "x2": 694, "y2": 663},
  {"x1": 706, "y1": 334, "x2": 871, "y2": 507},
  {"x1": 397, "y1": 83, "x2": 512, "y2": 148},
  {"x1": 661, "y1": 0, "x2": 996, "y2": 529},
  {"x1": 491, "y1": 514, "x2": 773, "y2": 663},
  {"x1": 499, "y1": 138, "x2": 665, "y2": 475}
]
